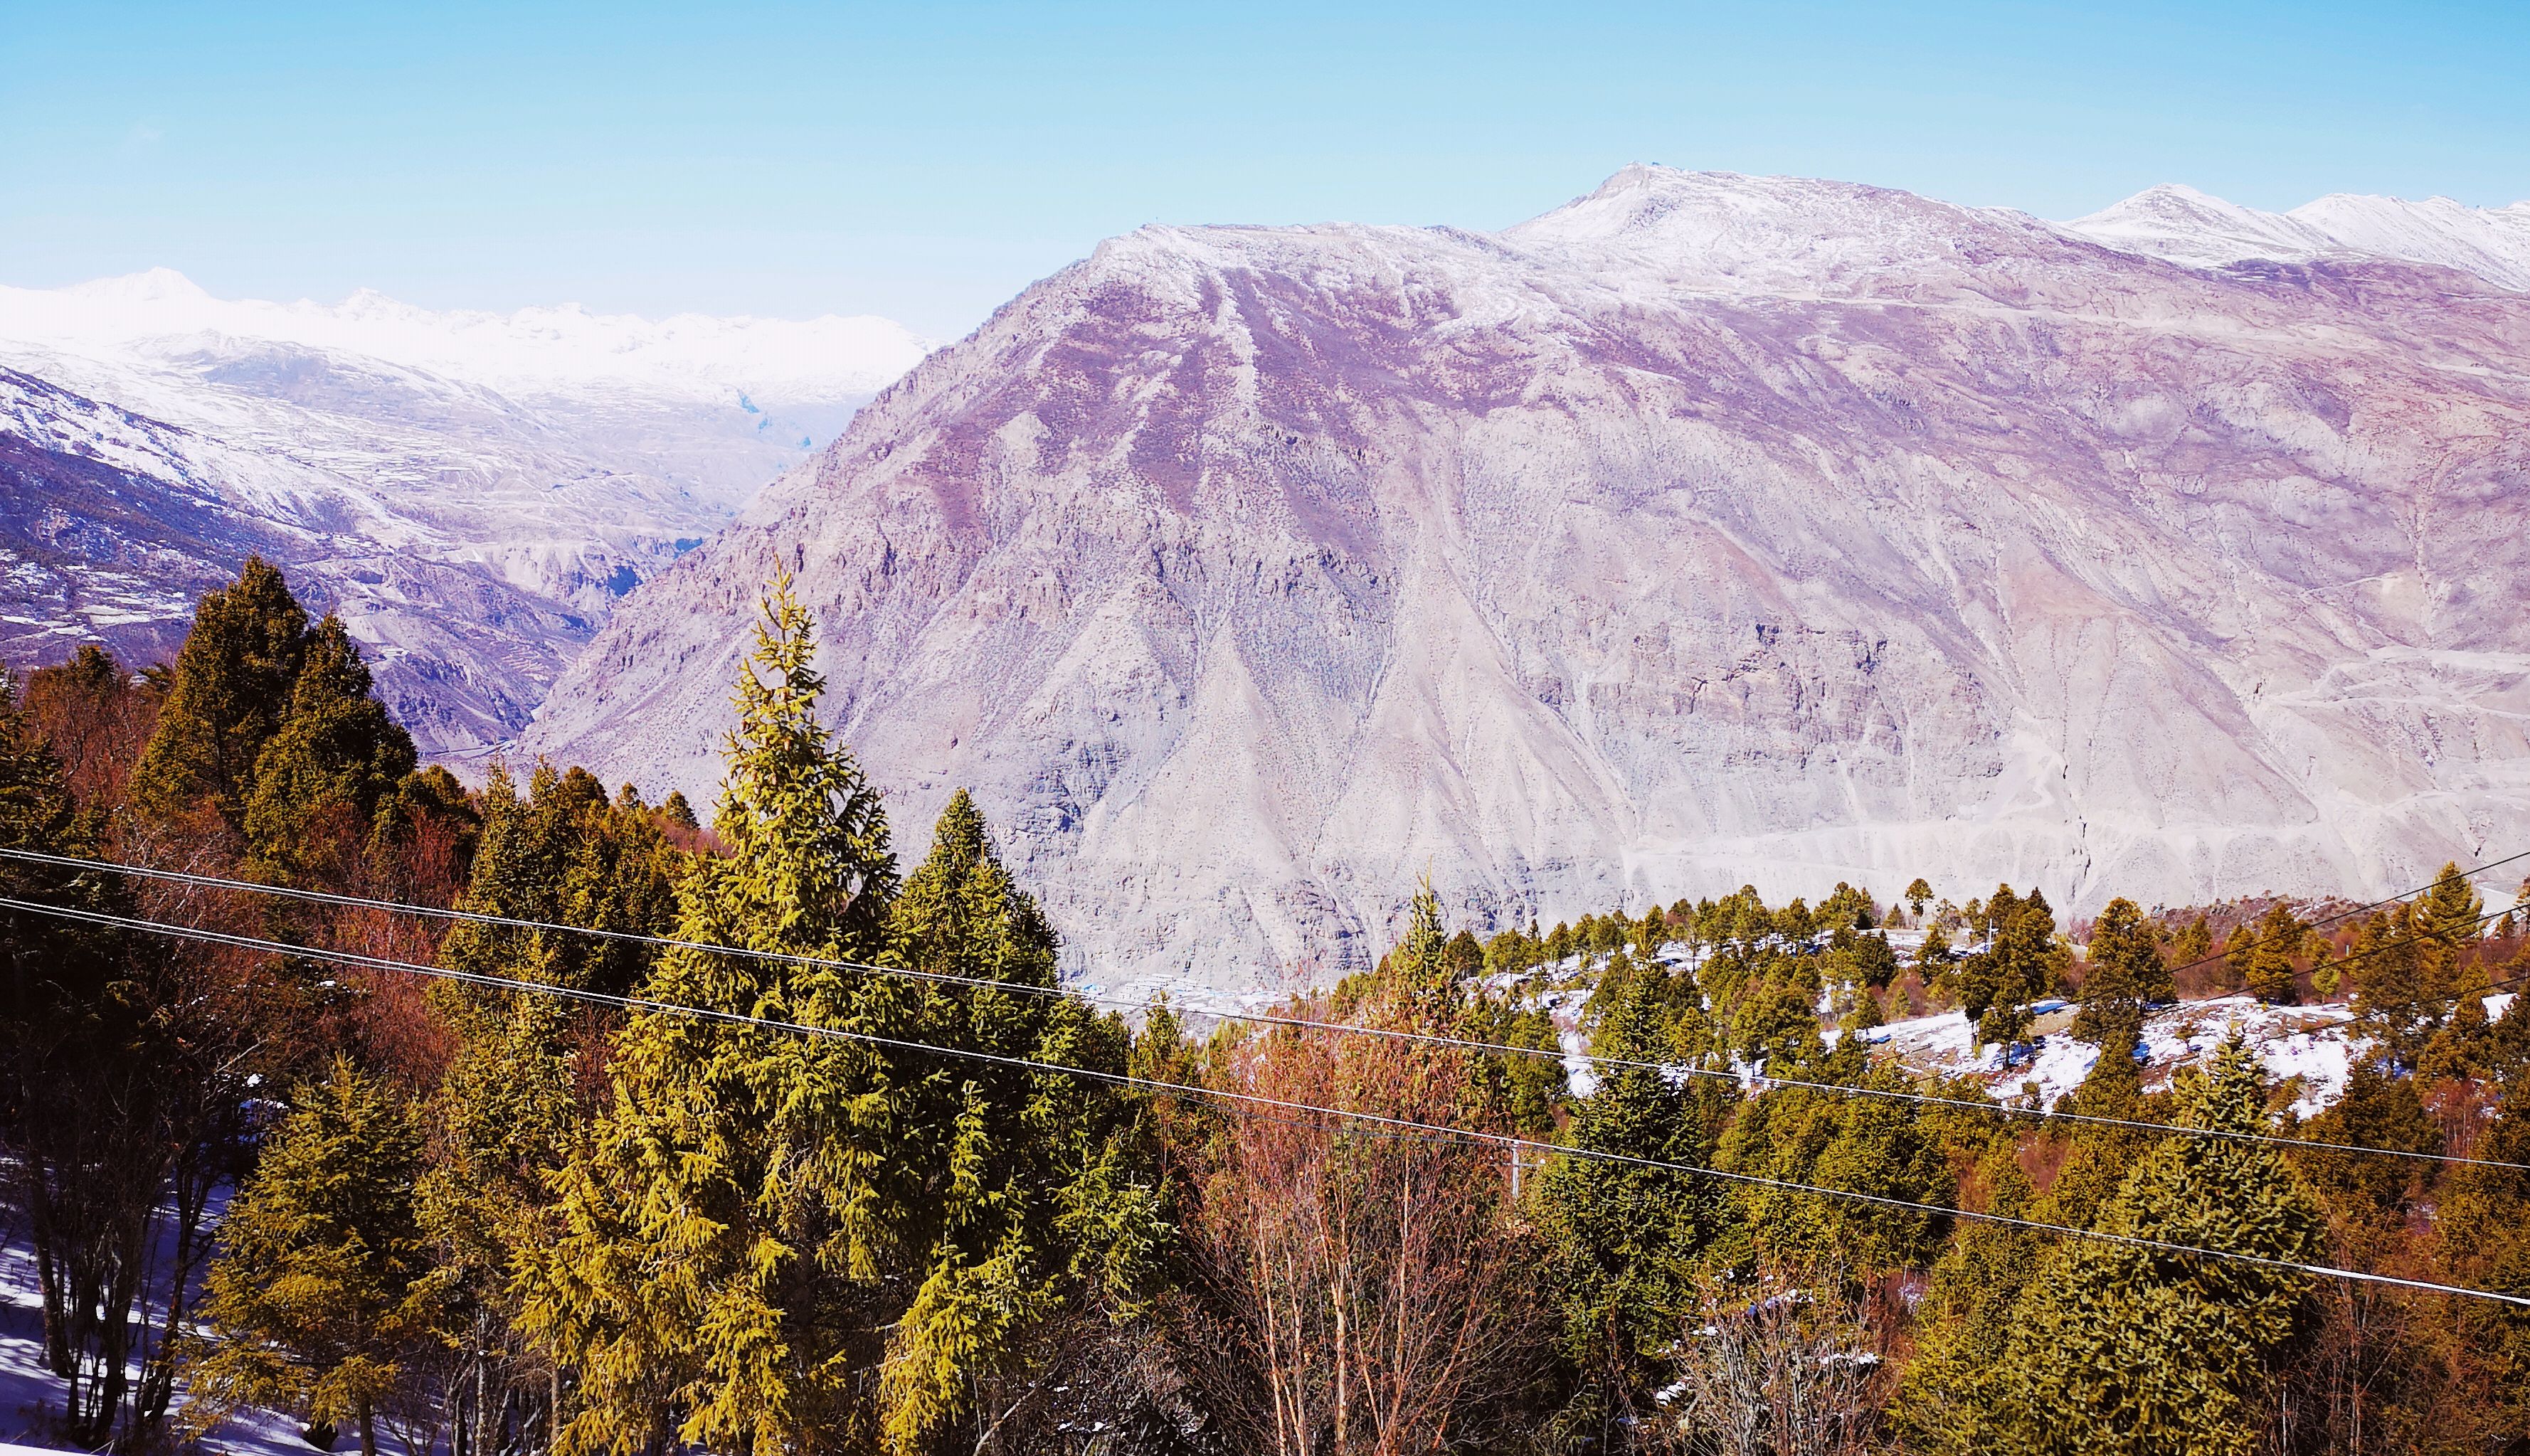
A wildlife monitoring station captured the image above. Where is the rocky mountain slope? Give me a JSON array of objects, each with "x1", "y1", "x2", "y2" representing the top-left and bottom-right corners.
[
  {"x1": 0, "y1": 272, "x2": 928, "y2": 757},
  {"x1": 517, "y1": 165, "x2": 2529, "y2": 996}
]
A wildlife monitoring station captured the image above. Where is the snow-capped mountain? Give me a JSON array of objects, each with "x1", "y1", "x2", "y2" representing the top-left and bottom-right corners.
[
  {"x1": 0, "y1": 272, "x2": 932, "y2": 756},
  {"x1": 2065, "y1": 183, "x2": 2530, "y2": 291},
  {"x1": 522, "y1": 164, "x2": 2530, "y2": 995}
]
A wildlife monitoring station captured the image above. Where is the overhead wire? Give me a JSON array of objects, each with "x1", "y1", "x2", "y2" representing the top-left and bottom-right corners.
[
  {"x1": 4, "y1": 891, "x2": 2526, "y2": 1311},
  {"x1": 4, "y1": 844, "x2": 2526, "y2": 1173}
]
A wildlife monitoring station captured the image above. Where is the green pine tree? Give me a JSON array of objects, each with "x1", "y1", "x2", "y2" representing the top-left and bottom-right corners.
[
  {"x1": 130, "y1": 556, "x2": 310, "y2": 833},
  {"x1": 1892, "y1": 1141, "x2": 2045, "y2": 1456},
  {"x1": 187, "y1": 1059, "x2": 439, "y2": 1456},
  {"x1": 1993, "y1": 1038, "x2": 2322, "y2": 1455},
  {"x1": 1537, "y1": 969, "x2": 1732, "y2": 1434},
  {"x1": 240, "y1": 616, "x2": 417, "y2": 876},
  {"x1": 1962, "y1": 886, "x2": 2065, "y2": 1051},
  {"x1": 520, "y1": 580, "x2": 1158, "y2": 1456},
  {"x1": 519, "y1": 575, "x2": 905, "y2": 1456},
  {"x1": 2243, "y1": 902, "x2": 2304, "y2": 1006},
  {"x1": 869, "y1": 788, "x2": 1162, "y2": 1452},
  {"x1": 2434, "y1": 1105, "x2": 2530, "y2": 1443},
  {"x1": 2169, "y1": 914, "x2": 2213, "y2": 981},
  {"x1": 2074, "y1": 897, "x2": 2161, "y2": 1058}
]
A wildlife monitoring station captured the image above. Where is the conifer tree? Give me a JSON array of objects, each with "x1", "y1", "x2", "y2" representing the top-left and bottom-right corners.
[
  {"x1": 867, "y1": 788, "x2": 1160, "y2": 1451},
  {"x1": 2351, "y1": 866, "x2": 2488, "y2": 1069},
  {"x1": 1537, "y1": 969, "x2": 1731, "y2": 1433},
  {"x1": 241, "y1": 616, "x2": 417, "y2": 876},
  {"x1": 521, "y1": 576, "x2": 904, "y2": 1456},
  {"x1": 2169, "y1": 914, "x2": 2213, "y2": 982},
  {"x1": 418, "y1": 760, "x2": 689, "y2": 1455},
  {"x1": 1892, "y1": 1142, "x2": 2044, "y2": 1455},
  {"x1": 2243, "y1": 901, "x2": 2304, "y2": 1005},
  {"x1": 521, "y1": 580, "x2": 1158, "y2": 1456},
  {"x1": 1959, "y1": 886, "x2": 2063, "y2": 1051},
  {"x1": 1715, "y1": 1044, "x2": 1947, "y2": 1275},
  {"x1": 130, "y1": 556, "x2": 310, "y2": 832},
  {"x1": 189, "y1": 1060, "x2": 438, "y2": 1456},
  {"x1": 1994, "y1": 1038, "x2": 2322, "y2": 1455},
  {"x1": 1905, "y1": 877, "x2": 1934, "y2": 923},
  {"x1": 1382, "y1": 880, "x2": 1454, "y2": 1009},
  {"x1": 2219, "y1": 921, "x2": 2256, "y2": 993},
  {"x1": 2075, "y1": 897, "x2": 2161, "y2": 1057},
  {"x1": 2434, "y1": 1105, "x2": 2530, "y2": 1442}
]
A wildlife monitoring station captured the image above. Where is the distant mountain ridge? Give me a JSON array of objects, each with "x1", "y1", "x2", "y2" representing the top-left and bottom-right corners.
[
  {"x1": 0, "y1": 272, "x2": 932, "y2": 756},
  {"x1": 2063, "y1": 183, "x2": 2530, "y2": 291},
  {"x1": 524, "y1": 164, "x2": 2530, "y2": 998}
]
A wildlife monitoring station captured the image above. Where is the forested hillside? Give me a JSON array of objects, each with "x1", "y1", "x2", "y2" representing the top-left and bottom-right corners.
[{"x1": 4, "y1": 560, "x2": 2528, "y2": 1456}]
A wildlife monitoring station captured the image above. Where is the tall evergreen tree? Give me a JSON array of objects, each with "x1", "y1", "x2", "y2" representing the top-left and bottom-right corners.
[
  {"x1": 129, "y1": 556, "x2": 310, "y2": 833},
  {"x1": 241, "y1": 616, "x2": 418, "y2": 876},
  {"x1": 1959, "y1": 886, "x2": 2064, "y2": 1051},
  {"x1": 1994, "y1": 1039, "x2": 2322, "y2": 1455},
  {"x1": 2243, "y1": 901, "x2": 2304, "y2": 1006},
  {"x1": 521, "y1": 580, "x2": 1158, "y2": 1456},
  {"x1": 2074, "y1": 897, "x2": 2165, "y2": 1058},
  {"x1": 868, "y1": 788, "x2": 1161, "y2": 1451},
  {"x1": 1536, "y1": 969, "x2": 1731, "y2": 1442},
  {"x1": 1713, "y1": 1043, "x2": 1948, "y2": 1276},
  {"x1": 419, "y1": 760, "x2": 690, "y2": 1456},
  {"x1": 1892, "y1": 1140, "x2": 2044, "y2": 1456},
  {"x1": 521, "y1": 576, "x2": 905, "y2": 1456},
  {"x1": 2351, "y1": 866, "x2": 2489, "y2": 1070},
  {"x1": 2434, "y1": 1105, "x2": 2530, "y2": 1445},
  {"x1": 188, "y1": 1060, "x2": 439, "y2": 1456},
  {"x1": 2168, "y1": 914, "x2": 2214, "y2": 983}
]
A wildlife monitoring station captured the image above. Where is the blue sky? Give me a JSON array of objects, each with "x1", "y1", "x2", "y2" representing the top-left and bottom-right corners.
[{"x1": 5, "y1": 1, "x2": 2527, "y2": 338}]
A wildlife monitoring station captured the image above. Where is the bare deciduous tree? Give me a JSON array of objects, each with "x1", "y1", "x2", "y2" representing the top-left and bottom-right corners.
[
  {"x1": 1660, "y1": 1265, "x2": 1883, "y2": 1456},
  {"x1": 1171, "y1": 999, "x2": 1550, "y2": 1456}
]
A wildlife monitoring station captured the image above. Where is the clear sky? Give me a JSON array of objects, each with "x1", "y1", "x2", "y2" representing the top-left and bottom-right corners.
[{"x1": 6, "y1": 1, "x2": 2527, "y2": 339}]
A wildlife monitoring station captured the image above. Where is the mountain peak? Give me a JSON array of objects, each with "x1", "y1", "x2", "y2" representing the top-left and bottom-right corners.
[{"x1": 63, "y1": 267, "x2": 213, "y2": 304}]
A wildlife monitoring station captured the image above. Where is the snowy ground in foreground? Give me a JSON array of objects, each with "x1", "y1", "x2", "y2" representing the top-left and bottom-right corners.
[{"x1": 0, "y1": 1215, "x2": 308, "y2": 1455}]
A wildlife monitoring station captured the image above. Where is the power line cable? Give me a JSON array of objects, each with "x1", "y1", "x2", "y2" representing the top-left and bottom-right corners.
[
  {"x1": 5, "y1": 845, "x2": 2525, "y2": 1173},
  {"x1": 3, "y1": 891, "x2": 2523, "y2": 1311}
]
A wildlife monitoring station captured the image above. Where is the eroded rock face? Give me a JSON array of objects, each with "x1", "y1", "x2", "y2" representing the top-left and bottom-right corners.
[{"x1": 524, "y1": 167, "x2": 2530, "y2": 996}]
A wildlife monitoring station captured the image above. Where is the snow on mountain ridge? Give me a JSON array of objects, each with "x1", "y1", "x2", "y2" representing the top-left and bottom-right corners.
[
  {"x1": 0, "y1": 271, "x2": 935, "y2": 404},
  {"x1": 2066, "y1": 183, "x2": 2530, "y2": 291}
]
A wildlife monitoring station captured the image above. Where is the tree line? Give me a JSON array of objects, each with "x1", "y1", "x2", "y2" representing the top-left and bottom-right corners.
[{"x1": 2, "y1": 557, "x2": 2527, "y2": 1455}]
